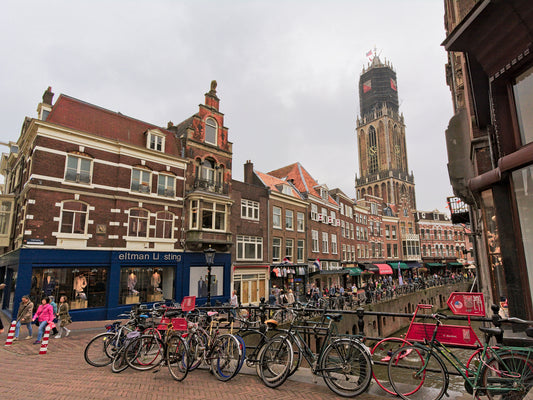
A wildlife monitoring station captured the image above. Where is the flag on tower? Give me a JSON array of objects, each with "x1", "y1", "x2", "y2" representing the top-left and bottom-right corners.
[
  {"x1": 314, "y1": 258, "x2": 322, "y2": 270},
  {"x1": 366, "y1": 49, "x2": 373, "y2": 57}
]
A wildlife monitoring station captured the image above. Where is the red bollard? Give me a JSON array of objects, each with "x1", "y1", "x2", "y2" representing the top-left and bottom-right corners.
[
  {"x1": 39, "y1": 324, "x2": 52, "y2": 355},
  {"x1": 4, "y1": 321, "x2": 17, "y2": 346}
]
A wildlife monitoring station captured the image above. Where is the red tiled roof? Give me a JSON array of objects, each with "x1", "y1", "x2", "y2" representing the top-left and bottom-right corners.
[
  {"x1": 268, "y1": 162, "x2": 337, "y2": 205},
  {"x1": 46, "y1": 95, "x2": 178, "y2": 154},
  {"x1": 254, "y1": 170, "x2": 301, "y2": 198}
]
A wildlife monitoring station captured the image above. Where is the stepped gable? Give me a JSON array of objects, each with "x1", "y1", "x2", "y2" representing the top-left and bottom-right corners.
[
  {"x1": 46, "y1": 94, "x2": 177, "y2": 153},
  {"x1": 268, "y1": 162, "x2": 337, "y2": 205}
]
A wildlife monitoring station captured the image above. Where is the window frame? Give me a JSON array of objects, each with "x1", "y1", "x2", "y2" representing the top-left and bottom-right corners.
[
  {"x1": 205, "y1": 117, "x2": 218, "y2": 145},
  {"x1": 59, "y1": 200, "x2": 89, "y2": 235},
  {"x1": 157, "y1": 173, "x2": 176, "y2": 197},
  {"x1": 237, "y1": 235, "x2": 263, "y2": 261},
  {"x1": 241, "y1": 199, "x2": 260, "y2": 221},
  {"x1": 147, "y1": 130, "x2": 166, "y2": 152},
  {"x1": 155, "y1": 210, "x2": 174, "y2": 239},
  {"x1": 64, "y1": 154, "x2": 92, "y2": 184},
  {"x1": 285, "y1": 209, "x2": 294, "y2": 231},
  {"x1": 272, "y1": 206, "x2": 282, "y2": 229},
  {"x1": 131, "y1": 168, "x2": 152, "y2": 193},
  {"x1": 128, "y1": 208, "x2": 149, "y2": 238}
]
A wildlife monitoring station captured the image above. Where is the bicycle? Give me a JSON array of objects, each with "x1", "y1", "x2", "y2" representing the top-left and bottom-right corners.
[
  {"x1": 186, "y1": 311, "x2": 244, "y2": 382},
  {"x1": 259, "y1": 310, "x2": 372, "y2": 397},
  {"x1": 122, "y1": 314, "x2": 190, "y2": 382},
  {"x1": 387, "y1": 312, "x2": 533, "y2": 400}
]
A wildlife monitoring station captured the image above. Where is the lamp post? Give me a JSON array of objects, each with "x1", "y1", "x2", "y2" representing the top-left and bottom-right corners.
[{"x1": 204, "y1": 246, "x2": 216, "y2": 306}]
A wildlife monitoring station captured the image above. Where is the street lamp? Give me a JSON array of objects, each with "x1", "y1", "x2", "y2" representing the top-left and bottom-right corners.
[{"x1": 204, "y1": 246, "x2": 216, "y2": 306}]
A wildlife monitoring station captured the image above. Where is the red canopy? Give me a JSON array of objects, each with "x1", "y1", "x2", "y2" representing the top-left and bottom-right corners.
[{"x1": 375, "y1": 264, "x2": 393, "y2": 275}]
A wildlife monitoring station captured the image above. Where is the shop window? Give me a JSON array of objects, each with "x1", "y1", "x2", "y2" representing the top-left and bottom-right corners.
[
  {"x1": 119, "y1": 267, "x2": 175, "y2": 305},
  {"x1": 60, "y1": 201, "x2": 88, "y2": 234},
  {"x1": 513, "y1": 66, "x2": 533, "y2": 145},
  {"x1": 30, "y1": 267, "x2": 107, "y2": 310},
  {"x1": 128, "y1": 208, "x2": 149, "y2": 237},
  {"x1": 512, "y1": 167, "x2": 533, "y2": 307},
  {"x1": 189, "y1": 265, "x2": 223, "y2": 298},
  {"x1": 155, "y1": 211, "x2": 174, "y2": 239}
]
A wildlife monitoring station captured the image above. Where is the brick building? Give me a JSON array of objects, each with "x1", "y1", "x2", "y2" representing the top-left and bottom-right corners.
[{"x1": 0, "y1": 83, "x2": 233, "y2": 320}]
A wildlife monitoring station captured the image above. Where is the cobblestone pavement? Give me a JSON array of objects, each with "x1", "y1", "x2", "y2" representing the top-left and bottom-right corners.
[{"x1": 1, "y1": 314, "x2": 471, "y2": 400}]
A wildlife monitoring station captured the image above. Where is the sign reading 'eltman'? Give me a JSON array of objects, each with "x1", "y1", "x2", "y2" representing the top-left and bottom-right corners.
[{"x1": 117, "y1": 252, "x2": 182, "y2": 262}]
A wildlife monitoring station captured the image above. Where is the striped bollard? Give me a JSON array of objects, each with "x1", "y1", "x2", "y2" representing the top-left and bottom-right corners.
[
  {"x1": 4, "y1": 321, "x2": 17, "y2": 346},
  {"x1": 39, "y1": 324, "x2": 52, "y2": 355}
]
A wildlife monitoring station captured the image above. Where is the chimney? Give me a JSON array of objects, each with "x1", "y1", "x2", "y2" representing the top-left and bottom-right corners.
[
  {"x1": 43, "y1": 86, "x2": 54, "y2": 105},
  {"x1": 244, "y1": 160, "x2": 254, "y2": 184}
]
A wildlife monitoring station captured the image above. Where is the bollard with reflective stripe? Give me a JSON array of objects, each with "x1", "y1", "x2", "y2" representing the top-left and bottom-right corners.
[
  {"x1": 39, "y1": 324, "x2": 52, "y2": 355},
  {"x1": 4, "y1": 321, "x2": 17, "y2": 346}
]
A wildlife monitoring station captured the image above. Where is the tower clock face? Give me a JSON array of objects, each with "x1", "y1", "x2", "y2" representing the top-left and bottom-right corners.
[{"x1": 369, "y1": 145, "x2": 377, "y2": 155}]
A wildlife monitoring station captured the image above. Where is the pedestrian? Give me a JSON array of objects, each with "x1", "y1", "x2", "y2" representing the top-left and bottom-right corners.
[
  {"x1": 49, "y1": 296, "x2": 59, "y2": 337},
  {"x1": 269, "y1": 289, "x2": 277, "y2": 305},
  {"x1": 279, "y1": 290, "x2": 288, "y2": 305},
  {"x1": 32, "y1": 297, "x2": 55, "y2": 344},
  {"x1": 229, "y1": 290, "x2": 238, "y2": 319},
  {"x1": 14, "y1": 295, "x2": 34, "y2": 340},
  {"x1": 55, "y1": 295, "x2": 72, "y2": 338},
  {"x1": 286, "y1": 289, "x2": 295, "y2": 305}
]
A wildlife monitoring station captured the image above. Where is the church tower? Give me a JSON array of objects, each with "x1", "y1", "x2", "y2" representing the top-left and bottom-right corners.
[{"x1": 355, "y1": 55, "x2": 416, "y2": 212}]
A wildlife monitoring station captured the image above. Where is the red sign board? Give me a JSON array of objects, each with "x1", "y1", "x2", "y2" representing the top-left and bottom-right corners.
[
  {"x1": 405, "y1": 322, "x2": 481, "y2": 348},
  {"x1": 181, "y1": 296, "x2": 196, "y2": 312},
  {"x1": 447, "y1": 292, "x2": 485, "y2": 316}
]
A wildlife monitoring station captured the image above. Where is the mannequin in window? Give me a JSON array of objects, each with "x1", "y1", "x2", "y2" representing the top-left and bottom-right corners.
[
  {"x1": 151, "y1": 271, "x2": 162, "y2": 293},
  {"x1": 43, "y1": 275, "x2": 56, "y2": 297},
  {"x1": 128, "y1": 271, "x2": 138, "y2": 295},
  {"x1": 73, "y1": 274, "x2": 87, "y2": 300},
  {"x1": 198, "y1": 277, "x2": 206, "y2": 298}
]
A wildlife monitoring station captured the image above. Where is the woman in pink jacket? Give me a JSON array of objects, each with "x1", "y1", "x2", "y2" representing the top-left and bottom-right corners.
[{"x1": 32, "y1": 297, "x2": 55, "y2": 344}]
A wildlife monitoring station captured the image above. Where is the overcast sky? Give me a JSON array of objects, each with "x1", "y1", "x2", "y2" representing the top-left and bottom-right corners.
[{"x1": 1, "y1": 0, "x2": 453, "y2": 212}]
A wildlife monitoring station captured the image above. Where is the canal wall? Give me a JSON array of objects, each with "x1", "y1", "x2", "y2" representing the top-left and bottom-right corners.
[{"x1": 337, "y1": 282, "x2": 472, "y2": 339}]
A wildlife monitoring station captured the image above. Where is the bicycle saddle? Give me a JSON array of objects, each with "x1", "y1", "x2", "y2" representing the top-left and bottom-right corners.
[
  {"x1": 479, "y1": 326, "x2": 503, "y2": 338},
  {"x1": 265, "y1": 319, "x2": 278, "y2": 328},
  {"x1": 325, "y1": 313, "x2": 342, "y2": 322},
  {"x1": 526, "y1": 327, "x2": 533, "y2": 338}
]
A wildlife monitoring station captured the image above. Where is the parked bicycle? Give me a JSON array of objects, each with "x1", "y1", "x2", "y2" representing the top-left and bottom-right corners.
[{"x1": 387, "y1": 312, "x2": 533, "y2": 400}]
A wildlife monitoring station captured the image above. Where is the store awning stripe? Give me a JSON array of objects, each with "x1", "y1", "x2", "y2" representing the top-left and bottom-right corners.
[
  {"x1": 448, "y1": 262, "x2": 464, "y2": 267},
  {"x1": 426, "y1": 263, "x2": 443, "y2": 267},
  {"x1": 376, "y1": 263, "x2": 393, "y2": 275},
  {"x1": 388, "y1": 262, "x2": 409, "y2": 270},
  {"x1": 364, "y1": 264, "x2": 379, "y2": 273},
  {"x1": 345, "y1": 267, "x2": 362, "y2": 276}
]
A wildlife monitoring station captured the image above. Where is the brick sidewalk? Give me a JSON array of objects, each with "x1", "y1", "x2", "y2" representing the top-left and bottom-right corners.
[{"x1": 0, "y1": 312, "x2": 472, "y2": 400}]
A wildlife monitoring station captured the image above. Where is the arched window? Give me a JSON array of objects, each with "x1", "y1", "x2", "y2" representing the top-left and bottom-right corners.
[
  {"x1": 60, "y1": 201, "x2": 88, "y2": 234},
  {"x1": 201, "y1": 158, "x2": 215, "y2": 182},
  {"x1": 156, "y1": 211, "x2": 174, "y2": 239},
  {"x1": 205, "y1": 117, "x2": 217, "y2": 145},
  {"x1": 368, "y1": 126, "x2": 378, "y2": 174},
  {"x1": 128, "y1": 208, "x2": 149, "y2": 237}
]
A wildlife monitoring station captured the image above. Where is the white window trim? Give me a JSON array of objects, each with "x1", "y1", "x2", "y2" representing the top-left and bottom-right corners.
[{"x1": 146, "y1": 129, "x2": 166, "y2": 152}]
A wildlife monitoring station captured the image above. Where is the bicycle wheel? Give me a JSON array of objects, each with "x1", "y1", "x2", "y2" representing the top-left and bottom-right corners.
[
  {"x1": 125, "y1": 335, "x2": 164, "y2": 371},
  {"x1": 482, "y1": 351, "x2": 533, "y2": 400},
  {"x1": 257, "y1": 336, "x2": 293, "y2": 388},
  {"x1": 187, "y1": 330, "x2": 208, "y2": 370},
  {"x1": 371, "y1": 337, "x2": 414, "y2": 395},
  {"x1": 320, "y1": 338, "x2": 372, "y2": 397},
  {"x1": 388, "y1": 345, "x2": 448, "y2": 400},
  {"x1": 166, "y1": 335, "x2": 189, "y2": 382},
  {"x1": 210, "y1": 334, "x2": 243, "y2": 382},
  {"x1": 84, "y1": 332, "x2": 117, "y2": 367},
  {"x1": 111, "y1": 347, "x2": 130, "y2": 373},
  {"x1": 238, "y1": 329, "x2": 268, "y2": 369},
  {"x1": 269, "y1": 331, "x2": 302, "y2": 377}
]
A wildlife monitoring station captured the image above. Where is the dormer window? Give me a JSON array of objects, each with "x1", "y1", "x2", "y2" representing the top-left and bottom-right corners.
[
  {"x1": 146, "y1": 130, "x2": 165, "y2": 152},
  {"x1": 321, "y1": 188, "x2": 328, "y2": 201},
  {"x1": 205, "y1": 117, "x2": 217, "y2": 145}
]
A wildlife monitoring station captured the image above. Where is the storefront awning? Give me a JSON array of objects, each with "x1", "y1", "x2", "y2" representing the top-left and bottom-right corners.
[
  {"x1": 448, "y1": 262, "x2": 464, "y2": 267},
  {"x1": 345, "y1": 267, "x2": 362, "y2": 276},
  {"x1": 406, "y1": 261, "x2": 422, "y2": 269},
  {"x1": 363, "y1": 263, "x2": 379, "y2": 273},
  {"x1": 426, "y1": 263, "x2": 443, "y2": 268},
  {"x1": 388, "y1": 262, "x2": 409, "y2": 270},
  {"x1": 376, "y1": 263, "x2": 393, "y2": 275}
]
